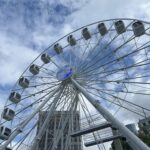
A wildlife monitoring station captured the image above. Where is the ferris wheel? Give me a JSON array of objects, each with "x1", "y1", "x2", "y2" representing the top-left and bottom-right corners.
[{"x1": 0, "y1": 18, "x2": 150, "y2": 150}]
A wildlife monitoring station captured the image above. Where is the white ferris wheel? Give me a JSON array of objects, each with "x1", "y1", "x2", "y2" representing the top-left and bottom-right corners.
[{"x1": 0, "y1": 18, "x2": 150, "y2": 150}]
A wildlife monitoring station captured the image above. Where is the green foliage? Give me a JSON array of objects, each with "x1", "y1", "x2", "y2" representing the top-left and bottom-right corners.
[
  {"x1": 138, "y1": 126, "x2": 150, "y2": 146},
  {"x1": 111, "y1": 131, "x2": 150, "y2": 150}
]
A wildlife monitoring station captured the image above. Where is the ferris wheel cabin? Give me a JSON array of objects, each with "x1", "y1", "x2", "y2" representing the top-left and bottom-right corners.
[
  {"x1": 18, "y1": 77, "x2": 29, "y2": 88},
  {"x1": 0, "y1": 126, "x2": 11, "y2": 140},
  {"x1": 82, "y1": 28, "x2": 91, "y2": 40},
  {"x1": 97, "y1": 23, "x2": 108, "y2": 36},
  {"x1": 54, "y1": 43, "x2": 63, "y2": 54},
  {"x1": 2, "y1": 108, "x2": 15, "y2": 121},
  {"x1": 114, "y1": 20, "x2": 126, "y2": 34},
  {"x1": 9, "y1": 92, "x2": 21, "y2": 103},
  {"x1": 29, "y1": 64, "x2": 40, "y2": 75},
  {"x1": 132, "y1": 21, "x2": 145, "y2": 37},
  {"x1": 67, "y1": 35, "x2": 76, "y2": 46},
  {"x1": 41, "y1": 53, "x2": 51, "y2": 64}
]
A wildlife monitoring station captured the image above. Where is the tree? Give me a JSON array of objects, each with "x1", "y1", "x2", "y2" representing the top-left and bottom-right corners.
[{"x1": 112, "y1": 127, "x2": 150, "y2": 150}]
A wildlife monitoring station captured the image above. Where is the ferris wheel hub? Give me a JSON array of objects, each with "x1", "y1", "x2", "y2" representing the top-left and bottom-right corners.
[{"x1": 56, "y1": 65, "x2": 73, "y2": 81}]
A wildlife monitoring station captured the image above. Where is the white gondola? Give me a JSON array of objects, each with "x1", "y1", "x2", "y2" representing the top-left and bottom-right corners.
[
  {"x1": 41, "y1": 53, "x2": 51, "y2": 64},
  {"x1": 67, "y1": 35, "x2": 76, "y2": 46},
  {"x1": 132, "y1": 21, "x2": 145, "y2": 37},
  {"x1": 9, "y1": 92, "x2": 21, "y2": 103},
  {"x1": 18, "y1": 77, "x2": 29, "y2": 88},
  {"x1": 54, "y1": 43, "x2": 63, "y2": 54},
  {"x1": 82, "y1": 28, "x2": 91, "y2": 40},
  {"x1": 2, "y1": 108, "x2": 15, "y2": 121},
  {"x1": 98, "y1": 23, "x2": 108, "y2": 36},
  {"x1": 114, "y1": 20, "x2": 126, "y2": 34},
  {"x1": 29, "y1": 64, "x2": 39, "y2": 75},
  {"x1": 0, "y1": 126, "x2": 11, "y2": 140}
]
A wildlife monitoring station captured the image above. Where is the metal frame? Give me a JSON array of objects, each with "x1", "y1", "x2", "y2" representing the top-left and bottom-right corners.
[{"x1": 71, "y1": 78, "x2": 150, "y2": 150}]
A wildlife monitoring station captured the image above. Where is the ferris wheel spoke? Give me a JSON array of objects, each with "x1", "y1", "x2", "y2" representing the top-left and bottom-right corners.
[
  {"x1": 78, "y1": 29, "x2": 135, "y2": 76},
  {"x1": 13, "y1": 80, "x2": 61, "y2": 92},
  {"x1": 30, "y1": 85, "x2": 66, "y2": 150},
  {"x1": 60, "y1": 94, "x2": 79, "y2": 150},
  {"x1": 85, "y1": 88, "x2": 150, "y2": 117},
  {"x1": 95, "y1": 88, "x2": 150, "y2": 112},
  {"x1": 79, "y1": 94, "x2": 107, "y2": 150},
  {"x1": 13, "y1": 121, "x2": 37, "y2": 149},
  {"x1": 24, "y1": 75, "x2": 58, "y2": 80},
  {"x1": 47, "y1": 92, "x2": 78, "y2": 150},
  {"x1": 0, "y1": 85, "x2": 62, "y2": 149},
  {"x1": 6, "y1": 87, "x2": 62, "y2": 128},
  {"x1": 77, "y1": 43, "x2": 150, "y2": 80},
  {"x1": 80, "y1": 50, "x2": 150, "y2": 83},
  {"x1": 77, "y1": 39, "x2": 134, "y2": 77},
  {"x1": 75, "y1": 39, "x2": 93, "y2": 71},
  {"x1": 77, "y1": 71, "x2": 150, "y2": 84},
  {"x1": 85, "y1": 87, "x2": 148, "y2": 118},
  {"x1": 78, "y1": 35, "x2": 150, "y2": 77},
  {"x1": 79, "y1": 23, "x2": 150, "y2": 75},
  {"x1": 86, "y1": 86, "x2": 150, "y2": 96},
  {"x1": 77, "y1": 79, "x2": 150, "y2": 89},
  {"x1": 4, "y1": 82, "x2": 61, "y2": 109},
  {"x1": 20, "y1": 84, "x2": 59, "y2": 98},
  {"x1": 75, "y1": 29, "x2": 105, "y2": 73},
  {"x1": 40, "y1": 66, "x2": 56, "y2": 74},
  {"x1": 14, "y1": 87, "x2": 65, "y2": 150},
  {"x1": 77, "y1": 22, "x2": 118, "y2": 73},
  {"x1": 78, "y1": 30, "x2": 150, "y2": 78},
  {"x1": 69, "y1": 37, "x2": 84, "y2": 69},
  {"x1": 79, "y1": 57, "x2": 150, "y2": 80}
]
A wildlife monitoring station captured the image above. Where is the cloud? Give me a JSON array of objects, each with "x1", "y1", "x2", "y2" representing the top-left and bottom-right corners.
[{"x1": 67, "y1": 0, "x2": 150, "y2": 28}]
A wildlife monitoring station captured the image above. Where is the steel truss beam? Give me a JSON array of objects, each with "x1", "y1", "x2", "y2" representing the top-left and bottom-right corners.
[
  {"x1": 84, "y1": 135, "x2": 121, "y2": 147},
  {"x1": 71, "y1": 122, "x2": 111, "y2": 137}
]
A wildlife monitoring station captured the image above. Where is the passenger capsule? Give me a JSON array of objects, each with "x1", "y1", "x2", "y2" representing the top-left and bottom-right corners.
[
  {"x1": 18, "y1": 77, "x2": 29, "y2": 88},
  {"x1": 132, "y1": 21, "x2": 145, "y2": 37},
  {"x1": 67, "y1": 35, "x2": 76, "y2": 46},
  {"x1": 98, "y1": 23, "x2": 108, "y2": 36},
  {"x1": 114, "y1": 20, "x2": 126, "y2": 34},
  {"x1": 54, "y1": 43, "x2": 63, "y2": 54},
  {"x1": 2, "y1": 108, "x2": 15, "y2": 121},
  {"x1": 0, "y1": 126, "x2": 11, "y2": 140},
  {"x1": 29, "y1": 64, "x2": 39, "y2": 75},
  {"x1": 82, "y1": 28, "x2": 91, "y2": 40},
  {"x1": 41, "y1": 53, "x2": 51, "y2": 64},
  {"x1": 9, "y1": 92, "x2": 21, "y2": 103}
]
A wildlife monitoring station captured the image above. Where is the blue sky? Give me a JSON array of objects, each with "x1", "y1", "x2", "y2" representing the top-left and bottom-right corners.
[{"x1": 0, "y1": 0, "x2": 150, "y2": 149}]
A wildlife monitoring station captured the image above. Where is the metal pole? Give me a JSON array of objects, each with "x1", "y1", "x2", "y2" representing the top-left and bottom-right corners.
[
  {"x1": 0, "y1": 88, "x2": 59, "y2": 150},
  {"x1": 71, "y1": 78, "x2": 150, "y2": 150}
]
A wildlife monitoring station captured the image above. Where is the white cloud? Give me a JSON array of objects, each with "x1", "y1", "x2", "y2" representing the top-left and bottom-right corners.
[
  {"x1": 0, "y1": 33, "x2": 39, "y2": 86},
  {"x1": 67, "y1": 0, "x2": 150, "y2": 28}
]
